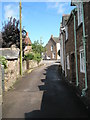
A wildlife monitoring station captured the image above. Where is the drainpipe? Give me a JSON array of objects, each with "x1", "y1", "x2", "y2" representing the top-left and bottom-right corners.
[
  {"x1": 81, "y1": 1, "x2": 88, "y2": 96},
  {"x1": 72, "y1": 8, "x2": 79, "y2": 87}
]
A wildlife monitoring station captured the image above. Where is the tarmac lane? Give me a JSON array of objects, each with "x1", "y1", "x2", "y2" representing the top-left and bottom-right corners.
[{"x1": 2, "y1": 60, "x2": 88, "y2": 118}]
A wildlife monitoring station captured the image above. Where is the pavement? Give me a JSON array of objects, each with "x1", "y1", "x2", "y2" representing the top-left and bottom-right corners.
[{"x1": 2, "y1": 60, "x2": 88, "y2": 118}]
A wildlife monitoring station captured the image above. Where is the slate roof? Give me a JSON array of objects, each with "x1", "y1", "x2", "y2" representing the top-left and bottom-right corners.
[
  {"x1": 0, "y1": 48, "x2": 19, "y2": 60},
  {"x1": 52, "y1": 37, "x2": 59, "y2": 43},
  {"x1": 62, "y1": 14, "x2": 70, "y2": 26}
]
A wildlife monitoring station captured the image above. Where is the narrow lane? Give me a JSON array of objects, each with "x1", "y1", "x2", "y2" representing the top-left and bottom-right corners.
[{"x1": 2, "y1": 61, "x2": 88, "y2": 118}]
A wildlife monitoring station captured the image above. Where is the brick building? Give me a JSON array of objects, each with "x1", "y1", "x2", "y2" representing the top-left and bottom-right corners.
[
  {"x1": 24, "y1": 32, "x2": 32, "y2": 55},
  {"x1": 59, "y1": 15, "x2": 70, "y2": 75},
  {"x1": 45, "y1": 35, "x2": 60, "y2": 60},
  {"x1": 60, "y1": 2, "x2": 90, "y2": 108}
]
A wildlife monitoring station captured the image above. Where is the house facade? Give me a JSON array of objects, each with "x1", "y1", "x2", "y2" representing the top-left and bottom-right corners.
[
  {"x1": 60, "y1": 1, "x2": 90, "y2": 108},
  {"x1": 45, "y1": 35, "x2": 60, "y2": 60},
  {"x1": 59, "y1": 15, "x2": 70, "y2": 75}
]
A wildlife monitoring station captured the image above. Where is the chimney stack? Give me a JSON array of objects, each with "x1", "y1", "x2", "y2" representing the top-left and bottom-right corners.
[
  {"x1": 51, "y1": 35, "x2": 53, "y2": 38},
  {"x1": 26, "y1": 32, "x2": 28, "y2": 37}
]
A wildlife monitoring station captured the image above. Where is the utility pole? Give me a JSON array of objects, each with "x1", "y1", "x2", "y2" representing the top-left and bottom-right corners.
[{"x1": 20, "y1": 0, "x2": 22, "y2": 75}]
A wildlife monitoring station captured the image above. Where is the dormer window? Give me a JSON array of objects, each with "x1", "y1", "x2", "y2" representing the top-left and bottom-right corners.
[{"x1": 77, "y1": 3, "x2": 83, "y2": 26}]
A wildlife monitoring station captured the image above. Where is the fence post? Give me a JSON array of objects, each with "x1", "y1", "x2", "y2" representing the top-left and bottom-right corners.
[{"x1": 0, "y1": 65, "x2": 2, "y2": 120}]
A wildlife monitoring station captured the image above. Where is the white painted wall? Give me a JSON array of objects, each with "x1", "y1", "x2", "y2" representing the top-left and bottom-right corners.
[
  {"x1": 56, "y1": 43, "x2": 60, "y2": 60},
  {"x1": 60, "y1": 34, "x2": 64, "y2": 71}
]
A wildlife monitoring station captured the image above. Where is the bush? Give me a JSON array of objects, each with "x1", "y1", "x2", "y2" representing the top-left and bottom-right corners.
[
  {"x1": 24, "y1": 53, "x2": 34, "y2": 60},
  {"x1": 24, "y1": 52, "x2": 41, "y2": 63},
  {"x1": 33, "y1": 53, "x2": 41, "y2": 63},
  {"x1": 0, "y1": 56, "x2": 7, "y2": 69}
]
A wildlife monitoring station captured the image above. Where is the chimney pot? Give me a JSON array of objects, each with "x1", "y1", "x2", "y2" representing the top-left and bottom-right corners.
[{"x1": 26, "y1": 32, "x2": 28, "y2": 37}]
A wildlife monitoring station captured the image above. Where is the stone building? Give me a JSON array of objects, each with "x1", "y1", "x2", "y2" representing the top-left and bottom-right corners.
[
  {"x1": 60, "y1": 1, "x2": 90, "y2": 108},
  {"x1": 45, "y1": 35, "x2": 60, "y2": 60}
]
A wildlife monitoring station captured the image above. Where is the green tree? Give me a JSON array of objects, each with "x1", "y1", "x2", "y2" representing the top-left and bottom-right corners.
[
  {"x1": 31, "y1": 40, "x2": 46, "y2": 63},
  {"x1": 32, "y1": 40, "x2": 45, "y2": 55}
]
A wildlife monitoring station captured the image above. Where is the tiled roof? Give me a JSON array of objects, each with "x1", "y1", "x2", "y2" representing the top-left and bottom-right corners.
[
  {"x1": 24, "y1": 32, "x2": 31, "y2": 45},
  {"x1": 24, "y1": 37, "x2": 31, "y2": 45}
]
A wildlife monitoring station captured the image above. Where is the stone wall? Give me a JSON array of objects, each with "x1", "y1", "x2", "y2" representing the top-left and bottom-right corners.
[
  {"x1": 4, "y1": 59, "x2": 20, "y2": 91},
  {"x1": 4, "y1": 59, "x2": 43, "y2": 91},
  {"x1": 0, "y1": 65, "x2": 2, "y2": 120}
]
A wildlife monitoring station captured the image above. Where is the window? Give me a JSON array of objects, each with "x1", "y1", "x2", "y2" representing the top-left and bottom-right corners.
[
  {"x1": 65, "y1": 26, "x2": 68, "y2": 40},
  {"x1": 52, "y1": 53, "x2": 55, "y2": 59},
  {"x1": 51, "y1": 45, "x2": 53, "y2": 51},
  {"x1": 77, "y1": 3, "x2": 83, "y2": 26},
  {"x1": 80, "y1": 50, "x2": 85, "y2": 73},
  {"x1": 54, "y1": 53, "x2": 55, "y2": 58},
  {"x1": 67, "y1": 55, "x2": 70, "y2": 70}
]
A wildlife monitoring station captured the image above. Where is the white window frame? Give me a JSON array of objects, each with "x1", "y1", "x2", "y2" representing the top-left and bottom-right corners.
[
  {"x1": 67, "y1": 55, "x2": 70, "y2": 70},
  {"x1": 65, "y1": 26, "x2": 68, "y2": 41},
  {"x1": 80, "y1": 49, "x2": 85, "y2": 73},
  {"x1": 77, "y1": 3, "x2": 83, "y2": 26},
  {"x1": 51, "y1": 45, "x2": 53, "y2": 51}
]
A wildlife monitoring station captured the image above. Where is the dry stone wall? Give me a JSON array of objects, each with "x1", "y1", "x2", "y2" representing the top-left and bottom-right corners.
[{"x1": 4, "y1": 59, "x2": 43, "y2": 91}]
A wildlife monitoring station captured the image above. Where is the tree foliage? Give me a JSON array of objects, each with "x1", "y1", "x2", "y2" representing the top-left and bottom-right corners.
[
  {"x1": 32, "y1": 40, "x2": 45, "y2": 55},
  {"x1": 33, "y1": 53, "x2": 41, "y2": 63},
  {"x1": 2, "y1": 17, "x2": 26, "y2": 49},
  {"x1": 24, "y1": 53, "x2": 34, "y2": 60}
]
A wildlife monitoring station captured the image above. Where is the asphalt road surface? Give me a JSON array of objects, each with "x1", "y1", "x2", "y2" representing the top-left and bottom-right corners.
[{"x1": 2, "y1": 60, "x2": 88, "y2": 118}]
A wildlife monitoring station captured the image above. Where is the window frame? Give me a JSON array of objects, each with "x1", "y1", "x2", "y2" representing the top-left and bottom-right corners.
[
  {"x1": 65, "y1": 26, "x2": 68, "y2": 41},
  {"x1": 80, "y1": 49, "x2": 85, "y2": 73},
  {"x1": 77, "y1": 2, "x2": 83, "y2": 26},
  {"x1": 67, "y1": 55, "x2": 70, "y2": 70},
  {"x1": 51, "y1": 45, "x2": 53, "y2": 51}
]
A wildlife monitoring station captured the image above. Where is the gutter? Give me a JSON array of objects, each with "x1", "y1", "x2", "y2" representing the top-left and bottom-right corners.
[
  {"x1": 81, "y1": 1, "x2": 88, "y2": 97},
  {"x1": 72, "y1": 8, "x2": 79, "y2": 87}
]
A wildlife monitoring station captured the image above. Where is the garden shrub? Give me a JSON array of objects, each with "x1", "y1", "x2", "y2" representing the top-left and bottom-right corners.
[
  {"x1": 24, "y1": 53, "x2": 34, "y2": 60},
  {"x1": 33, "y1": 53, "x2": 41, "y2": 63},
  {"x1": 0, "y1": 56, "x2": 7, "y2": 69}
]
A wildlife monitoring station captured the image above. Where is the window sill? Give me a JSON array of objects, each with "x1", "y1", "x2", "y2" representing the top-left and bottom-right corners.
[
  {"x1": 80, "y1": 70, "x2": 85, "y2": 74},
  {"x1": 67, "y1": 68, "x2": 70, "y2": 70}
]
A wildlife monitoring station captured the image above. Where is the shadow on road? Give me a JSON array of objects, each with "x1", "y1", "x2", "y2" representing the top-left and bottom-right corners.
[{"x1": 25, "y1": 64, "x2": 88, "y2": 118}]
